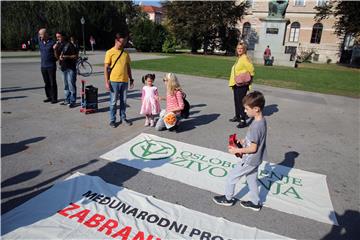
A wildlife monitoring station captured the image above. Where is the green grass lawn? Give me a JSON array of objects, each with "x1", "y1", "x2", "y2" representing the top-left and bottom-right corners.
[
  {"x1": 131, "y1": 54, "x2": 360, "y2": 98},
  {"x1": 1, "y1": 55, "x2": 40, "y2": 58}
]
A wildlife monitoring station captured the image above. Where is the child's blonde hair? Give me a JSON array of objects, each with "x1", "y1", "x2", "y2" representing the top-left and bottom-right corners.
[{"x1": 164, "y1": 73, "x2": 182, "y2": 95}]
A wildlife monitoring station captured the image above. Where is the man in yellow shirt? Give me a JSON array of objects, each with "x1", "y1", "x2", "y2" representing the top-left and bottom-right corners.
[{"x1": 104, "y1": 33, "x2": 134, "y2": 128}]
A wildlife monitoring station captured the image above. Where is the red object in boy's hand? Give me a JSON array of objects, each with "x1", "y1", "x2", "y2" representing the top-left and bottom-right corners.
[
  {"x1": 228, "y1": 134, "x2": 242, "y2": 158},
  {"x1": 229, "y1": 134, "x2": 237, "y2": 147}
]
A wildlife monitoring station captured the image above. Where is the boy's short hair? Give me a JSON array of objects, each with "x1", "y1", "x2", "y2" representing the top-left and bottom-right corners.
[
  {"x1": 115, "y1": 32, "x2": 127, "y2": 39},
  {"x1": 242, "y1": 91, "x2": 265, "y2": 110}
]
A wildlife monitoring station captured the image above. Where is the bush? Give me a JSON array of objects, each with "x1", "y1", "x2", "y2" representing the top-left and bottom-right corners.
[
  {"x1": 131, "y1": 19, "x2": 152, "y2": 52},
  {"x1": 162, "y1": 35, "x2": 177, "y2": 53},
  {"x1": 151, "y1": 24, "x2": 167, "y2": 52},
  {"x1": 131, "y1": 18, "x2": 167, "y2": 52}
]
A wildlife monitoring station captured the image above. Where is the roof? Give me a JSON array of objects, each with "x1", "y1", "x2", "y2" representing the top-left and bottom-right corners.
[{"x1": 141, "y1": 5, "x2": 162, "y2": 14}]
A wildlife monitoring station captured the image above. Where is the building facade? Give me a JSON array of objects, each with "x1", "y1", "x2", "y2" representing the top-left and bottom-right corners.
[
  {"x1": 238, "y1": 0, "x2": 342, "y2": 63},
  {"x1": 141, "y1": 5, "x2": 163, "y2": 24}
]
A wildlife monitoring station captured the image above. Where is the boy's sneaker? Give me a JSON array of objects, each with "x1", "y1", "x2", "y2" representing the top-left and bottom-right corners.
[
  {"x1": 109, "y1": 121, "x2": 116, "y2": 128},
  {"x1": 212, "y1": 195, "x2": 235, "y2": 206},
  {"x1": 239, "y1": 201, "x2": 262, "y2": 211}
]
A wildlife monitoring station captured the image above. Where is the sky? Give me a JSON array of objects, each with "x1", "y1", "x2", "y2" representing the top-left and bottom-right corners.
[{"x1": 133, "y1": 0, "x2": 163, "y2": 7}]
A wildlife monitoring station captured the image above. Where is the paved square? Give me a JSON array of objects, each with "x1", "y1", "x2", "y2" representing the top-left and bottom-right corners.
[{"x1": 1, "y1": 52, "x2": 359, "y2": 239}]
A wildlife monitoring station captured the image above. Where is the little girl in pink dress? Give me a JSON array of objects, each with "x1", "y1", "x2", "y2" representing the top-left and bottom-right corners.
[{"x1": 140, "y1": 74, "x2": 161, "y2": 127}]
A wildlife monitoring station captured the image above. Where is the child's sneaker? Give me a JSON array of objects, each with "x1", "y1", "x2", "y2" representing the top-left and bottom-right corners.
[
  {"x1": 144, "y1": 118, "x2": 149, "y2": 126},
  {"x1": 212, "y1": 195, "x2": 235, "y2": 206},
  {"x1": 239, "y1": 201, "x2": 262, "y2": 211},
  {"x1": 150, "y1": 119, "x2": 155, "y2": 127}
]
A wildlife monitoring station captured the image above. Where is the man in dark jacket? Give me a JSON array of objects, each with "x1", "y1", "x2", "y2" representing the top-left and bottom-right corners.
[
  {"x1": 54, "y1": 32, "x2": 78, "y2": 108},
  {"x1": 38, "y1": 28, "x2": 58, "y2": 103}
]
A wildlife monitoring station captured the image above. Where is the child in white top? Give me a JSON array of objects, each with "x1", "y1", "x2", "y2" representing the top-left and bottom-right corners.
[{"x1": 140, "y1": 74, "x2": 161, "y2": 127}]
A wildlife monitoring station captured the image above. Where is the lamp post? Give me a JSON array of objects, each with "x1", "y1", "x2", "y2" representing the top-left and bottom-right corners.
[{"x1": 80, "y1": 16, "x2": 86, "y2": 55}]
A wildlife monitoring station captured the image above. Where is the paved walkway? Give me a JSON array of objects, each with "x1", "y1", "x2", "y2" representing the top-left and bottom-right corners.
[{"x1": 1, "y1": 53, "x2": 359, "y2": 239}]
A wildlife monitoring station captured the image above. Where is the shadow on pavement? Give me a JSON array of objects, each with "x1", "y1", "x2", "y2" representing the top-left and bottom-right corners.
[
  {"x1": 1, "y1": 96, "x2": 27, "y2": 101},
  {"x1": 190, "y1": 104, "x2": 207, "y2": 108},
  {"x1": 176, "y1": 113, "x2": 220, "y2": 133},
  {"x1": 1, "y1": 158, "x2": 167, "y2": 236},
  {"x1": 1, "y1": 159, "x2": 100, "y2": 214},
  {"x1": 263, "y1": 104, "x2": 279, "y2": 116},
  {"x1": 1, "y1": 86, "x2": 44, "y2": 93},
  {"x1": 321, "y1": 210, "x2": 360, "y2": 240},
  {"x1": 1, "y1": 137, "x2": 46, "y2": 158},
  {"x1": 1, "y1": 170, "x2": 42, "y2": 188}
]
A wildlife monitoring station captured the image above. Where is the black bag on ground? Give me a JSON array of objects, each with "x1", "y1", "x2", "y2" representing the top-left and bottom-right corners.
[
  {"x1": 181, "y1": 93, "x2": 190, "y2": 119},
  {"x1": 85, "y1": 85, "x2": 98, "y2": 110}
]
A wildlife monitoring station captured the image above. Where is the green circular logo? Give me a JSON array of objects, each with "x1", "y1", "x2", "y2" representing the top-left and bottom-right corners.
[{"x1": 130, "y1": 139, "x2": 177, "y2": 160}]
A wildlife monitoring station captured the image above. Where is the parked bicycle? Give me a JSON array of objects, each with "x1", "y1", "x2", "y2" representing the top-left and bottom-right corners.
[{"x1": 76, "y1": 55, "x2": 93, "y2": 77}]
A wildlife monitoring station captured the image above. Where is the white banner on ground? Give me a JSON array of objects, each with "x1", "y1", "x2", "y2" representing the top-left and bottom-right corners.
[
  {"x1": 2, "y1": 172, "x2": 291, "y2": 240},
  {"x1": 100, "y1": 133, "x2": 338, "y2": 225}
]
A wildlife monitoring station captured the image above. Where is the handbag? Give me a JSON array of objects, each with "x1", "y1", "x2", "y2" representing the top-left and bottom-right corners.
[
  {"x1": 233, "y1": 59, "x2": 252, "y2": 86},
  {"x1": 235, "y1": 72, "x2": 252, "y2": 85},
  {"x1": 107, "y1": 48, "x2": 124, "y2": 75}
]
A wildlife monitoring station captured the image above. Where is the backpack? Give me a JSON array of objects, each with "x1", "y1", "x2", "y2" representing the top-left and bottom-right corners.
[{"x1": 181, "y1": 93, "x2": 190, "y2": 119}]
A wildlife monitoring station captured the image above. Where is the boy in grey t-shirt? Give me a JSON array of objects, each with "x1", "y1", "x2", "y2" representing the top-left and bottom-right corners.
[{"x1": 213, "y1": 91, "x2": 267, "y2": 211}]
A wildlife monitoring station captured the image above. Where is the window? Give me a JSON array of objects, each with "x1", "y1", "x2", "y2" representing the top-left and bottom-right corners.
[
  {"x1": 289, "y1": 22, "x2": 300, "y2": 42},
  {"x1": 242, "y1": 22, "x2": 251, "y2": 38},
  {"x1": 246, "y1": 0, "x2": 254, "y2": 8},
  {"x1": 285, "y1": 46, "x2": 297, "y2": 61},
  {"x1": 294, "y1": 0, "x2": 305, "y2": 6},
  {"x1": 310, "y1": 23, "x2": 323, "y2": 44},
  {"x1": 344, "y1": 34, "x2": 355, "y2": 50},
  {"x1": 155, "y1": 14, "x2": 161, "y2": 24},
  {"x1": 316, "y1": 0, "x2": 327, "y2": 7}
]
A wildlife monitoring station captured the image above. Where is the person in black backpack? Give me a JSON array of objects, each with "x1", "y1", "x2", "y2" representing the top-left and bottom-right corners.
[
  {"x1": 156, "y1": 73, "x2": 185, "y2": 131},
  {"x1": 54, "y1": 32, "x2": 78, "y2": 108}
]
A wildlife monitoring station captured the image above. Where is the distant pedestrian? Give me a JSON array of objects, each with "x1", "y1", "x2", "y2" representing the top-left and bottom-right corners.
[
  {"x1": 263, "y1": 45, "x2": 272, "y2": 65},
  {"x1": 104, "y1": 32, "x2": 134, "y2": 128},
  {"x1": 140, "y1": 74, "x2": 161, "y2": 127},
  {"x1": 89, "y1": 35, "x2": 96, "y2": 52},
  {"x1": 213, "y1": 91, "x2": 267, "y2": 211},
  {"x1": 38, "y1": 28, "x2": 58, "y2": 104},
  {"x1": 228, "y1": 42, "x2": 255, "y2": 128},
  {"x1": 54, "y1": 32, "x2": 78, "y2": 108}
]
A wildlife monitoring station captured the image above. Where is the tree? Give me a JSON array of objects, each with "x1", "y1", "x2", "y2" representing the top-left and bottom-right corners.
[
  {"x1": 163, "y1": 1, "x2": 248, "y2": 54},
  {"x1": 315, "y1": 0, "x2": 360, "y2": 41},
  {"x1": 1, "y1": 1, "x2": 72, "y2": 49},
  {"x1": 1, "y1": 1, "x2": 138, "y2": 50},
  {"x1": 131, "y1": 17, "x2": 167, "y2": 52}
]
